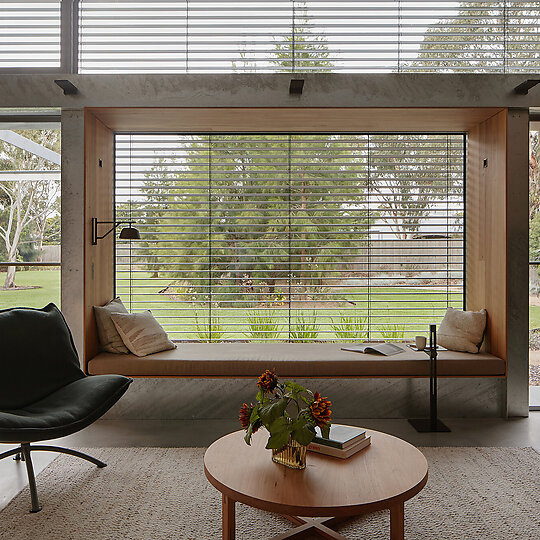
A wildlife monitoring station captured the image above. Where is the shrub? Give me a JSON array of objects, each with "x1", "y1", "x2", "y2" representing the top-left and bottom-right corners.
[
  {"x1": 290, "y1": 312, "x2": 320, "y2": 342},
  {"x1": 331, "y1": 312, "x2": 368, "y2": 342},
  {"x1": 244, "y1": 310, "x2": 283, "y2": 341},
  {"x1": 194, "y1": 312, "x2": 226, "y2": 342},
  {"x1": 379, "y1": 323, "x2": 405, "y2": 340}
]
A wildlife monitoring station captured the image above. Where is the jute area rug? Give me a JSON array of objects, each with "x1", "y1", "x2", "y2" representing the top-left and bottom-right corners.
[{"x1": 1, "y1": 447, "x2": 539, "y2": 540}]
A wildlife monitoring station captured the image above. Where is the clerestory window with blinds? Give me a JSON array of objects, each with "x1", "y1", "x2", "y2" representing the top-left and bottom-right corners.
[
  {"x1": 0, "y1": 1, "x2": 62, "y2": 69},
  {"x1": 78, "y1": 0, "x2": 539, "y2": 74},
  {"x1": 115, "y1": 133, "x2": 465, "y2": 342}
]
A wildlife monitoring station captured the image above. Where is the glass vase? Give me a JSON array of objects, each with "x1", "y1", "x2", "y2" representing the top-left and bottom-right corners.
[{"x1": 271, "y1": 437, "x2": 307, "y2": 470}]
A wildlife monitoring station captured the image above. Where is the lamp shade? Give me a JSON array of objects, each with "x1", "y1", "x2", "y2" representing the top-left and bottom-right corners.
[{"x1": 119, "y1": 226, "x2": 140, "y2": 240}]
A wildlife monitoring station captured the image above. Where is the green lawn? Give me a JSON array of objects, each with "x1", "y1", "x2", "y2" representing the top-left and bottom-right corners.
[
  {"x1": 115, "y1": 272, "x2": 463, "y2": 340},
  {"x1": 530, "y1": 306, "x2": 540, "y2": 330},
  {"x1": 14, "y1": 269, "x2": 537, "y2": 341},
  {"x1": 0, "y1": 270, "x2": 60, "y2": 310}
]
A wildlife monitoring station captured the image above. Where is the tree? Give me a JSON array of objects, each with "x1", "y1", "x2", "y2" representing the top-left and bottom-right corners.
[
  {"x1": 271, "y1": 2, "x2": 333, "y2": 73},
  {"x1": 404, "y1": 2, "x2": 540, "y2": 74},
  {"x1": 0, "y1": 130, "x2": 60, "y2": 289},
  {"x1": 368, "y1": 134, "x2": 464, "y2": 240},
  {"x1": 136, "y1": 134, "x2": 368, "y2": 308}
]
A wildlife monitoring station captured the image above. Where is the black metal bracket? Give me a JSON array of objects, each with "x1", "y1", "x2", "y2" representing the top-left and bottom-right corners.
[
  {"x1": 91, "y1": 217, "x2": 132, "y2": 245},
  {"x1": 289, "y1": 79, "x2": 304, "y2": 95},
  {"x1": 514, "y1": 79, "x2": 540, "y2": 95},
  {"x1": 408, "y1": 324, "x2": 451, "y2": 433},
  {"x1": 54, "y1": 79, "x2": 78, "y2": 95}
]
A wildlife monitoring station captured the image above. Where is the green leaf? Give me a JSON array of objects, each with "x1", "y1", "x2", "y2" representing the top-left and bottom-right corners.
[
  {"x1": 258, "y1": 398, "x2": 288, "y2": 427},
  {"x1": 249, "y1": 404, "x2": 260, "y2": 424},
  {"x1": 268, "y1": 416, "x2": 290, "y2": 436},
  {"x1": 285, "y1": 381, "x2": 307, "y2": 396},
  {"x1": 244, "y1": 424, "x2": 253, "y2": 445},
  {"x1": 321, "y1": 423, "x2": 331, "y2": 439},
  {"x1": 256, "y1": 390, "x2": 264, "y2": 403},
  {"x1": 265, "y1": 428, "x2": 292, "y2": 450},
  {"x1": 292, "y1": 419, "x2": 316, "y2": 446}
]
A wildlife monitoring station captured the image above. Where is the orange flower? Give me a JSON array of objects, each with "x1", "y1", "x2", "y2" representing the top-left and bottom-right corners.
[
  {"x1": 257, "y1": 369, "x2": 278, "y2": 393},
  {"x1": 310, "y1": 391, "x2": 332, "y2": 428},
  {"x1": 239, "y1": 403, "x2": 252, "y2": 429}
]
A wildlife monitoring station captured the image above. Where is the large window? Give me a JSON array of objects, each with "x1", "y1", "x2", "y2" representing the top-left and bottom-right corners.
[
  {"x1": 115, "y1": 133, "x2": 464, "y2": 342},
  {"x1": 0, "y1": 2, "x2": 62, "y2": 69},
  {"x1": 0, "y1": 116, "x2": 61, "y2": 309},
  {"x1": 2, "y1": 1, "x2": 537, "y2": 74},
  {"x1": 78, "y1": 0, "x2": 539, "y2": 74}
]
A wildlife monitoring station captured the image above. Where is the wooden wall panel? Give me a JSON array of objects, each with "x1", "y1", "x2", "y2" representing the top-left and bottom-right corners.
[
  {"x1": 89, "y1": 107, "x2": 503, "y2": 134},
  {"x1": 84, "y1": 111, "x2": 115, "y2": 367},
  {"x1": 466, "y1": 110, "x2": 507, "y2": 361}
]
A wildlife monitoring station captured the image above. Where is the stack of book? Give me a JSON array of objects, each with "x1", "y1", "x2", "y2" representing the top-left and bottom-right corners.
[{"x1": 307, "y1": 424, "x2": 371, "y2": 459}]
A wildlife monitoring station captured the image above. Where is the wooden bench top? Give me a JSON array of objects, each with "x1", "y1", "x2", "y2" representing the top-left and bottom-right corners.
[{"x1": 87, "y1": 343, "x2": 506, "y2": 378}]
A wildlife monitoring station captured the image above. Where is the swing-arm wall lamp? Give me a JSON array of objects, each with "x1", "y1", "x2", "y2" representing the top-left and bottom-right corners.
[{"x1": 91, "y1": 218, "x2": 140, "y2": 245}]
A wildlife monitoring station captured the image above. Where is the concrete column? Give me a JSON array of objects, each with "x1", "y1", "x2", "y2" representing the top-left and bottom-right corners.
[
  {"x1": 61, "y1": 109, "x2": 84, "y2": 361},
  {"x1": 506, "y1": 108, "x2": 530, "y2": 417}
]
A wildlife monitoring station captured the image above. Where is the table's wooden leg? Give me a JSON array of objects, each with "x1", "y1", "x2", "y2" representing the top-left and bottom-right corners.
[
  {"x1": 390, "y1": 502, "x2": 405, "y2": 540},
  {"x1": 222, "y1": 494, "x2": 235, "y2": 540}
]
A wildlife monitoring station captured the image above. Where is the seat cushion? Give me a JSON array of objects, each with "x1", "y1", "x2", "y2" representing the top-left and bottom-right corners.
[
  {"x1": 0, "y1": 375, "x2": 132, "y2": 443},
  {"x1": 0, "y1": 304, "x2": 85, "y2": 409},
  {"x1": 87, "y1": 343, "x2": 506, "y2": 378}
]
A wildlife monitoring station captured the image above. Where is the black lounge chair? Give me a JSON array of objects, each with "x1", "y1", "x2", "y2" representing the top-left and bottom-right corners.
[{"x1": 0, "y1": 303, "x2": 132, "y2": 512}]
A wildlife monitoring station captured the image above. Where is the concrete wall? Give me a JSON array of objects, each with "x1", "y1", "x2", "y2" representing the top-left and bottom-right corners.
[
  {"x1": 0, "y1": 72, "x2": 530, "y2": 418},
  {"x1": 0, "y1": 73, "x2": 539, "y2": 109},
  {"x1": 103, "y1": 377, "x2": 505, "y2": 420},
  {"x1": 60, "y1": 109, "x2": 85, "y2": 357},
  {"x1": 506, "y1": 109, "x2": 530, "y2": 417}
]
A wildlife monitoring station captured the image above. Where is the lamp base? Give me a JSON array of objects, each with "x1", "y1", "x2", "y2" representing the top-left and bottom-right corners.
[{"x1": 408, "y1": 418, "x2": 451, "y2": 433}]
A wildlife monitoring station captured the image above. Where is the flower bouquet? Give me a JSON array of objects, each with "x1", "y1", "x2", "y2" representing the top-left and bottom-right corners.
[{"x1": 239, "y1": 369, "x2": 332, "y2": 469}]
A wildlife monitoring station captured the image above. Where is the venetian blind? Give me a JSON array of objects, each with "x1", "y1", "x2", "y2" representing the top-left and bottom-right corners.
[
  {"x1": 78, "y1": 1, "x2": 539, "y2": 73},
  {"x1": 115, "y1": 133, "x2": 464, "y2": 342}
]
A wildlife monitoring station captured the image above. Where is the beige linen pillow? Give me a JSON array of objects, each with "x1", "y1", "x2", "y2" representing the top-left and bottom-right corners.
[
  {"x1": 93, "y1": 297, "x2": 129, "y2": 354},
  {"x1": 437, "y1": 307, "x2": 487, "y2": 353},
  {"x1": 110, "y1": 310, "x2": 176, "y2": 357}
]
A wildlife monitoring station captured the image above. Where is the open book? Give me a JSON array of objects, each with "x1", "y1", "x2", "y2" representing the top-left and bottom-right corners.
[{"x1": 341, "y1": 342, "x2": 405, "y2": 356}]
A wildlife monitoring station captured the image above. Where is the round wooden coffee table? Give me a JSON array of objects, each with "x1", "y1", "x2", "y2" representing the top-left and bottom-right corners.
[{"x1": 204, "y1": 428, "x2": 428, "y2": 540}]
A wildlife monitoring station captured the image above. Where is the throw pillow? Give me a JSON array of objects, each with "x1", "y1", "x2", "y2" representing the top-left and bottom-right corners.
[
  {"x1": 437, "y1": 307, "x2": 487, "y2": 353},
  {"x1": 110, "y1": 310, "x2": 176, "y2": 357},
  {"x1": 93, "y1": 297, "x2": 130, "y2": 354}
]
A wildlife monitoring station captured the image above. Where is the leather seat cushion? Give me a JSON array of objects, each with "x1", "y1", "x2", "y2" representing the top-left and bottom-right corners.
[{"x1": 0, "y1": 375, "x2": 132, "y2": 443}]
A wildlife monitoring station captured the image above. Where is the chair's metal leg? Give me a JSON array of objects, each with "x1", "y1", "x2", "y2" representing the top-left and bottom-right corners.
[
  {"x1": 29, "y1": 445, "x2": 107, "y2": 468},
  {"x1": 0, "y1": 446, "x2": 23, "y2": 462},
  {"x1": 20, "y1": 444, "x2": 41, "y2": 513}
]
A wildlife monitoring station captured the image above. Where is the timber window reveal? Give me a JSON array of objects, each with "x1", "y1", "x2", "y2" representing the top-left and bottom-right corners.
[
  {"x1": 115, "y1": 133, "x2": 464, "y2": 342},
  {"x1": 78, "y1": 0, "x2": 539, "y2": 74}
]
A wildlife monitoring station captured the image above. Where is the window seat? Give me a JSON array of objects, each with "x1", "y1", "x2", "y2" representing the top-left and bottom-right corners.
[{"x1": 87, "y1": 343, "x2": 506, "y2": 378}]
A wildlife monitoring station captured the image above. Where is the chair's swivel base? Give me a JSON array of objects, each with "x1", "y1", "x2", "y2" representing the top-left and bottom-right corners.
[{"x1": 0, "y1": 443, "x2": 106, "y2": 513}]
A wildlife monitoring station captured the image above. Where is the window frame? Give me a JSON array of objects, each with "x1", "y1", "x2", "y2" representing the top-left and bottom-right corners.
[{"x1": 113, "y1": 130, "x2": 467, "y2": 342}]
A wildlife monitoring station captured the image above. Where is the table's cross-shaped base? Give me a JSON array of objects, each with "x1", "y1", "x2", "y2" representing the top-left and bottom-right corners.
[
  {"x1": 271, "y1": 515, "x2": 350, "y2": 539},
  {"x1": 222, "y1": 494, "x2": 405, "y2": 540}
]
